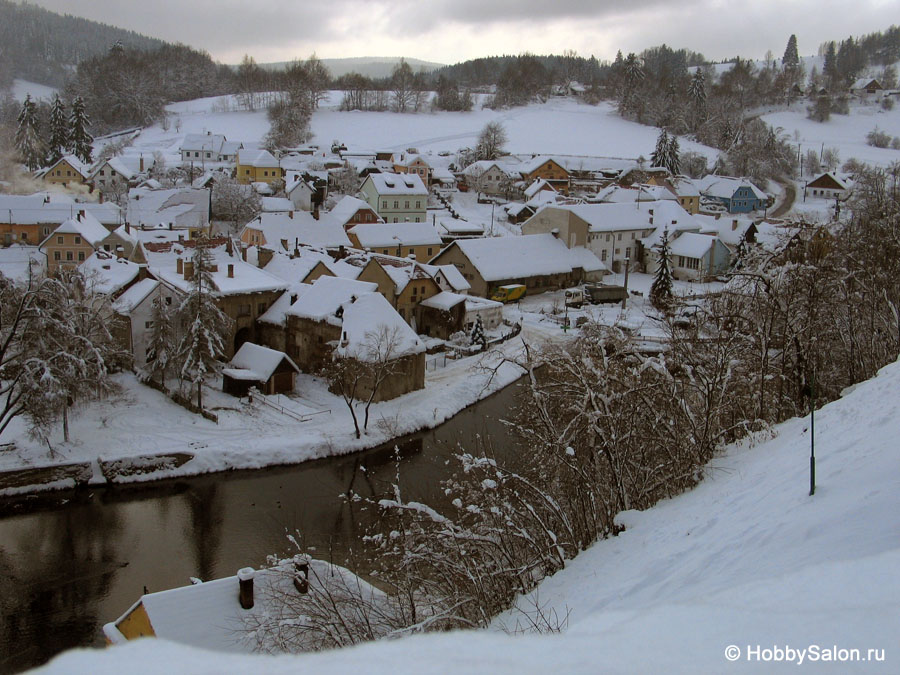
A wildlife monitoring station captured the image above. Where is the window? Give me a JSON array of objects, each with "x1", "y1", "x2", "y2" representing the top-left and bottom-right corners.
[
  {"x1": 21, "y1": 233, "x2": 27, "y2": 241},
  {"x1": 238, "y1": 303, "x2": 251, "y2": 316},
  {"x1": 617, "y1": 233, "x2": 622, "y2": 241},
  {"x1": 78, "y1": 251, "x2": 85, "y2": 261},
  {"x1": 54, "y1": 251, "x2": 61, "y2": 261},
  {"x1": 630, "y1": 232, "x2": 635, "y2": 240},
  {"x1": 145, "y1": 321, "x2": 154, "y2": 329},
  {"x1": 615, "y1": 248, "x2": 620, "y2": 255},
  {"x1": 393, "y1": 200, "x2": 399, "y2": 208},
  {"x1": 405, "y1": 200, "x2": 410, "y2": 209},
  {"x1": 195, "y1": 152, "x2": 200, "y2": 158},
  {"x1": 66, "y1": 251, "x2": 73, "y2": 261},
  {"x1": 427, "y1": 247, "x2": 433, "y2": 255},
  {"x1": 601, "y1": 250, "x2": 607, "y2": 261},
  {"x1": 606, "y1": 234, "x2": 611, "y2": 242},
  {"x1": 165, "y1": 296, "x2": 172, "y2": 305},
  {"x1": 393, "y1": 217, "x2": 399, "y2": 223},
  {"x1": 625, "y1": 247, "x2": 631, "y2": 259},
  {"x1": 206, "y1": 153, "x2": 211, "y2": 158},
  {"x1": 57, "y1": 236, "x2": 64, "y2": 244},
  {"x1": 100, "y1": 169, "x2": 105, "y2": 176},
  {"x1": 415, "y1": 217, "x2": 420, "y2": 223},
  {"x1": 74, "y1": 236, "x2": 81, "y2": 244},
  {"x1": 382, "y1": 200, "x2": 388, "y2": 209},
  {"x1": 416, "y1": 201, "x2": 421, "y2": 209},
  {"x1": 257, "y1": 302, "x2": 267, "y2": 314},
  {"x1": 104, "y1": 244, "x2": 111, "y2": 251}
]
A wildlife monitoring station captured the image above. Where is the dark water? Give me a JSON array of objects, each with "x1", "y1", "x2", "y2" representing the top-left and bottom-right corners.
[{"x1": 0, "y1": 381, "x2": 524, "y2": 674}]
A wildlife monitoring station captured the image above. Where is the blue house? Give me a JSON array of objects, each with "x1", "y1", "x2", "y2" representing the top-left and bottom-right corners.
[{"x1": 699, "y1": 176, "x2": 766, "y2": 214}]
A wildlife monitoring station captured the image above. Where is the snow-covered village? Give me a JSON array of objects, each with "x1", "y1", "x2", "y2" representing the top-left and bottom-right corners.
[{"x1": 1, "y1": 1, "x2": 899, "y2": 672}]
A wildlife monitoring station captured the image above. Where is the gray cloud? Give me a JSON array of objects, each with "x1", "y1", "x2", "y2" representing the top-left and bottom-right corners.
[{"x1": 30, "y1": 0, "x2": 898, "y2": 65}]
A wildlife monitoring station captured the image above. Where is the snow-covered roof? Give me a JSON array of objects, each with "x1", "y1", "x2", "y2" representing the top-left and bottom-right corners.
[
  {"x1": 432, "y1": 264, "x2": 471, "y2": 292},
  {"x1": 335, "y1": 292, "x2": 425, "y2": 361},
  {"x1": 696, "y1": 176, "x2": 766, "y2": 201},
  {"x1": 145, "y1": 243, "x2": 288, "y2": 296},
  {"x1": 285, "y1": 276, "x2": 378, "y2": 325},
  {"x1": 695, "y1": 214, "x2": 754, "y2": 247},
  {"x1": 237, "y1": 149, "x2": 279, "y2": 167},
  {"x1": 461, "y1": 160, "x2": 518, "y2": 179},
  {"x1": 349, "y1": 223, "x2": 442, "y2": 249},
  {"x1": 45, "y1": 154, "x2": 92, "y2": 178},
  {"x1": 392, "y1": 153, "x2": 430, "y2": 168},
  {"x1": 597, "y1": 184, "x2": 677, "y2": 204},
  {"x1": 242, "y1": 212, "x2": 352, "y2": 250},
  {"x1": 524, "y1": 178, "x2": 556, "y2": 200},
  {"x1": 435, "y1": 217, "x2": 484, "y2": 235},
  {"x1": 329, "y1": 196, "x2": 380, "y2": 226},
  {"x1": 464, "y1": 295, "x2": 503, "y2": 311},
  {"x1": 568, "y1": 245, "x2": 606, "y2": 273},
  {"x1": 260, "y1": 248, "x2": 348, "y2": 285},
  {"x1": 257, "y1": 285, "x2": 310, "y2": 326},
  {"x1": 226, "y1": 342, "x2": 299, "y2": 381},
  {"x1": 669, "y1": 232, "x2": 716, "y2": 259},
  {"x1": 80, "y1": 250, "x2": 141, "y2": 295},
  {"x1": 0, "y1": 192, "x2": 121, "y2": 226},
  {"x1": 126, "y1": 187, "x2": 210, "y2": 230},
  {"x1": 640, "y1": 219, "x2": 703, "y2": 248},
  {"x1": 451, "y1": 233, "x2": 592, "y2": 282},
  {"x1": 420, "y1": 291, "x2": 467, "y2": 311},
  {"x1": 364, "y1": 172, "x2": 428, "y2": 196},
  {"x1": 518, "y1": 155, "x2": 568, "y2": 176},
  {"x1": 42, "y1": 212, "x2": 110, "y2": 247},
  {"x1": 113, "y1": 278, "x2": 159, "y2": 314},
  {"x1": 542, "y1": 200, "x2": 694, "y2": 234},
  {"x1": 261, "y1": 197, "x2": 294, "y2": 212},
  {"x1": 851, "y1": 77, "x2": 882, "y2": 90},
  {"x1": 181, "y1": 133, "x2": 226, "y2": 154}
]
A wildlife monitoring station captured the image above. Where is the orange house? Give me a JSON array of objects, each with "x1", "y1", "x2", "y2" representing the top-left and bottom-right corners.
[{"x1": 519, "y1": 156, "x2": 570, "y2": 194}]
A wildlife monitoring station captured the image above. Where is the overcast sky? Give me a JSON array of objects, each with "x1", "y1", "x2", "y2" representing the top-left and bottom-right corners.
[{"x1": 34, "y1": 0, "x2": 899, "y2": 66}]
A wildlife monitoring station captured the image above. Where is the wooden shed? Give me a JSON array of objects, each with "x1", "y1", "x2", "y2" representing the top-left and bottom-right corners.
[{"x1": 222, "y1": 342, "x2": 300, "y2": 397}]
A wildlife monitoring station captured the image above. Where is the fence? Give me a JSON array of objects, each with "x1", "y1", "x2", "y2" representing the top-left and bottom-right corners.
[{"x1": 248, "y1": 389, "x2": 330, "y2": 423}]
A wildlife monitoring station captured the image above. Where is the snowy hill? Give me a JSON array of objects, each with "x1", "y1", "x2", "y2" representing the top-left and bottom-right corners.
[{"x1": 35, "y1": 353, "x2": 900, "y2": 672}]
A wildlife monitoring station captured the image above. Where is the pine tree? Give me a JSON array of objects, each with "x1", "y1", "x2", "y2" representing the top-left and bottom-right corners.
[
  {"x1": 15, "y1": 95, "x2": 44, "y2": 171},
  {"x1": 470, "y1": 315, "x2": 487, "y2": 351},
  {"x1": 68, "y1": 96, "x2": 94, "y2": 165},
  {"x1": 47, "y1": 94, "x2": 69, "y2": 165},
  {"x1": 823, "y1": 42, "x2": 838, "y2": 89},
  {"x1": 651, "y1": 128, "x2": 669, "y2": 169},
  {"x1": 783, "y1": 35, "x2": 800, "y2": 71},
  {"x1": 177, "y1": 241, "x2": 232, "y2": 410},
  {"x1": 650, "y1": 228, "x2": 674, "y2": 310},
  {"x1": 666, "y1": 135, "x2": 681, "y2": 175}
]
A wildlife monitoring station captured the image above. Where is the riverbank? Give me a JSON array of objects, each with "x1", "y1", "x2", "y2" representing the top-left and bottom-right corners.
[{"x1": 0, "y1": 342, "x2": 527, "y2": 497}]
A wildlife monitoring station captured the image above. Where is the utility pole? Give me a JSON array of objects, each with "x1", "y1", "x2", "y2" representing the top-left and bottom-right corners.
[
  {"x1": 809, "y1": 364, "x2": 816, "y2": 496},
  {"x1": 621, "y1": 256, "x2": 630, "y2": 310}
]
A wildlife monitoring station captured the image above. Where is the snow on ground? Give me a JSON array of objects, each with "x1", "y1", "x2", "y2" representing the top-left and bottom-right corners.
[
  {"x1": 154, "y1": 92, "x2": 720, "y2": 163},
  {"x1": 762, "y1": 100, "x2": 900, "y2": 169},
  {"x1": 36, "y1": 345, "x2": 900, "y2": 674},
  {"x1": 11, "y1": 79, "x2": 59, "y2": 103},
  {"x1": 0, "y1": 329, "x2": 526, "y2": 489}
]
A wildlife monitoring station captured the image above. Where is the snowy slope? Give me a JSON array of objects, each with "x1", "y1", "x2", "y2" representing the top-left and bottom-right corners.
[{"x1": 35, "y1": 357, "x2": 900, "y2": 673}]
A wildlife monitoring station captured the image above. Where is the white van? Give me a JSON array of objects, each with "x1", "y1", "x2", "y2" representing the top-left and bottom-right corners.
[{"x1": 564, "y1": 288, "x2": 584, "y2": 308}]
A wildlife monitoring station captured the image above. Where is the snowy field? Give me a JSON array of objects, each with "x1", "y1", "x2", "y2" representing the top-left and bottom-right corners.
[
  {"x1": 159, "y1": 92, "x2": 721, "y2": 162},
  {"x1": 11, "y1": 79, "x2": 59, "y2": 103},
  {"x1": 762, "y1": 99, "x2": 900, "y2": 169},
  {"x1": 37, "y1": 351, "x2": 900, "y2": 673}
]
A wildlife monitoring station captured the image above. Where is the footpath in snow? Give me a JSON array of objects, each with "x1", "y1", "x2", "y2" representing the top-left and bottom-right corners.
[{"x1": 35, "y1": 355, "x2": 900, "y2": 672}]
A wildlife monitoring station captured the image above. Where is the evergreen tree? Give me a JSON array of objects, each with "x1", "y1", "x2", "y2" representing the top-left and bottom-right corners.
[
  {"x1": 651, "y1": 128, "x2": 669, "y2": 169},
  {"x1": 783, "y1": 34, "x2": 800, "y2": 71},
  {"x1": 177, "y1": 241, "x2": 232, "y2": 410},
  {"x1": 47, "y1": 94, "x2": 69, "y2": 165},
  {"x1": 470, "y1": 315, "x2": 487, "y2": 351},
  {"x1": 823, "y1": 42, "x2": 838, "y2": 89},
  {"x1": 666, "y1": 135, "x2": 681, "y2": 175},
  {"x1": 688, "y1": 67, "x2": 706, "y2": 105},
  {"x1": 15, "y1": 94, "x2": 44, "y2": 171},
  {"x1": 650, "y1": 228, "x2": 674, "y2": 310},
  {"x1": 68, "y1": 96, "x2": 93, "y2": 165}
]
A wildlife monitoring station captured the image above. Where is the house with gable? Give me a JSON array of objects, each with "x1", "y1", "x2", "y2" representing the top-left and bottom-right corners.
[
  {"x1": 222, "y1": 342, "x2": 299, "y2": 397},
  {"x1": 0, "y1": 193, "x2": 121, "y2": 246},
  {"x1": 280, "y1": 276, "x2": 425, "y2": 400},
  {"x1": 144, "y1": 239, "x2": 287, "y2": 357},
  {"x1": 392, "y1": 153, "x2": 432, "y2": 185},
  {"x1": 697, "y1": 176, "x2": 767, "y2": 214},
  {"x1": 39, "y1": 155, "x2": 91, "y2": 187},
  {"x1": 359, "y1": 173, "x2": 428, "y2": 223},
  {"x1": 461, "y1": 161, "x2": 518, "y2": 197},
  {"x1": 667, "y1": 232, "x2": 732, "y2": 280},
  {"x1": 329, "y1": 195, "x2": 382, "y2": 231},
  {"x1": 805, "y1": 172, "x2": 853, "y2": 200},
  {"x1": 518, "y1": 156, "x2": 570, "y2": 194},
  {"x1": 40, "y1": 211, "x2": 111, "y2": 273},
  {"x1": 112, "y1": 278, "x2": 167, "y2": 367},
  {"x1": 238, "y1": 211, "x2": 352, "y2": 252},
  {"x1": 285, "y1": 175, "x2": 317, "y2": 211},
  {"x1": 428, "y1": 233, "x2": 603, "y2": 298},
  {"x1": 180, "y1": 133, "x2": 243, "y2": 164},
  {"x1": 347, "y1": 222, "x2": 443, "y2": 262},
  {"x1": 90, "y1": 155, "x2": 153, "y2": 192},
  {"x1": 236, "y1": 149, "x2": 282, "y2": 185},
  {"x1": 125, "y1": 187, "x2": 211, "y2": 237},
  {"x1": 850, "y1": 78, "x2": 884, "y2": 99}
]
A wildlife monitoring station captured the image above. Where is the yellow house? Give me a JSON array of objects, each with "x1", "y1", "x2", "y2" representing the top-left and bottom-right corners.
[
  {"x1": 40, "y1": 155, "x2": 91, "y2": 187},
  {"x1": 519, "y1": 156, "x2": 570, "y2": 194},
  {"x1": 39, "y1": 212, "x2": 111, "y2": 274},
  {"x1": 235, "y1": 149, "x2": 282, "y2": 185},
  {"x1": 347, "y1": 222, "x2": 442, "y2": 262}
]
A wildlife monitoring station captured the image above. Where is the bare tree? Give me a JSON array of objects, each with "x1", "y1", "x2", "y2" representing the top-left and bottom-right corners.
[
  {"x1": 391, "y1": 59, "x2": 416, "y2": 113},
  {"x1": 476, "y1": 121, "x2": 507, "y2": 161},
  {"x1": 212, "y1": 174, "x2": 261, "y2": 232}
]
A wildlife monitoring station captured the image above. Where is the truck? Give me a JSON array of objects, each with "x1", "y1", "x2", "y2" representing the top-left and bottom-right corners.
[
  {"x1": 584, "y1": 283, "x2": 628, "y2": 304},
  {"x1": 490, "y1": 284, "x2": 527, "y2": 303},
  {"x1": 564, "y1": 287, "x2": 584, "y2": 308}
]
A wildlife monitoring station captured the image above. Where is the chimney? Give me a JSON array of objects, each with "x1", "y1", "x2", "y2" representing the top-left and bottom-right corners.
[
  {"x1": 290, "y1": 293, "x2": 298, "y2": 304},
  {"x1": 78, "y1": 209, "x2": 85, "y2": 221},
  {"x1": 312, "y1": 206, "x2": 319, "y2": 221},
  {"x1": 178, "y1": 233, "x2": 184, "y2": 242},
  {"x1": 732, "y1": 219, "x2": 739, "y2": 231},
  {"x1": 225, "y1": 238, "x2": 233, "y2": 256},
  {"x1": 289, "y1": 210, "x2": 293, "y2": 219},
  {"x1": 169, "y1": 222, "x2": 173, "y2": 230},
  {"x1": 124, "y1": 222, "x2": 130, "y2": 234},
  {"x1": 98, "y1": 192, "x2": 104, "y2": 204},
  {"x1": 184, "y1": 260, "x2": 194, "y2": 279},
  {"x1": 139, "y1": 154, "x2": 144, "y2": 172},
  {"x1": 241, "y1": 246, "x2": 247, "y2": 262},
  {"x1": 237, "y1": 568, "x2": 255, "y2": 609},
  {"x1": 228, "y1": 263, "x2": 234, "y2": 278},
  {"x1": 177, "y1": 257, "x2": 183, "y2": 274}
]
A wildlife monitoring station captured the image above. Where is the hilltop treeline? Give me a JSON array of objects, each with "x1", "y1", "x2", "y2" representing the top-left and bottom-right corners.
[{"x1": 0, "y1": 0, "x2": 166, "y2": 88}]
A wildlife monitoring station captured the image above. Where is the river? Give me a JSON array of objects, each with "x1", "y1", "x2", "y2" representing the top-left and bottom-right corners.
[{"x1": 0, "y1": 380, "x2": 525, "y2": 674}]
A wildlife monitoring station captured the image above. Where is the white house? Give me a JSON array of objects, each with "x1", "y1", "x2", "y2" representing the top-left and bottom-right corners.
[{"x1": 359, "y1": 173, "x2": 428, "y2": 223}]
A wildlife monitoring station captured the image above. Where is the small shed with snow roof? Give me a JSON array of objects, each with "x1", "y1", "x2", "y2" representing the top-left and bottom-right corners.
[{"x1": 222, "y1": 342, "x2": 300, "y2": 396}]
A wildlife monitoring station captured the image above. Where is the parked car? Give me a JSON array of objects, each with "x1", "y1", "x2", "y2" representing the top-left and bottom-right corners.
[{"x1": 564, "y1": 287, "x2": 584, "y2": 308}]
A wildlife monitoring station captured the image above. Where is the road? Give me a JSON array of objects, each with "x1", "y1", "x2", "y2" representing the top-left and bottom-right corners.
[{"x1": 769, "y1": 178, "x2": 796, "y2": 218}]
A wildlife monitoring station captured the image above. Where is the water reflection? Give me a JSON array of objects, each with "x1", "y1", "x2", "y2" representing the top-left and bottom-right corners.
[{"x1": 0, "y1": 380, "x2": 522, "y2": 673}]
